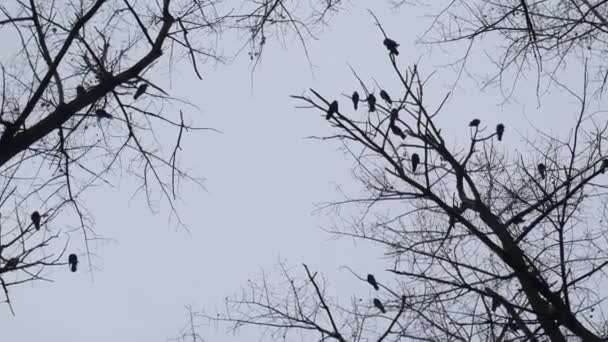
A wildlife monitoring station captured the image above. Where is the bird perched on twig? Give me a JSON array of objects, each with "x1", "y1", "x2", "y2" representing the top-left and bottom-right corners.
[
  {"x1": 383, "y1": 38, "x2": 399, "y2": 56},
  {"x1": 380, "y1": 90, "x2": 392, "y2": 104},
  {"x1": 133, "y1": 84, "x2": 148, "y2": 100},
  {"x1": 367, "y1": 274, "x2": 379, "y2": 291},
  {"x1": 496, "y1": 124, "x2": 505, "y2": 141},
  {"x1": 95, "y1": 109, "x2": 113, "y2": 120},
  {"x1": 511, "y1": 216, "x2": 525, "y2": 225},
  {"x1": 373, "y1": 298, "x2": 386, "y2": 313},
  {"x1": 491, "y1": 296, "x2": 500, "y2": 312},
  {"x1": 68, "y1": 254, "x2": 78, "y2": 272},
  {"x1": 4, "y1": 257, "x2": 19, "y2": 271},
  {"x1": 31, "y1": 211, "x2": 41, "y2": 230},
  {"x1": 602, "y1": 159, "x2": 608, "y2": 174},
  {"x1": 538, "y1": 163, "x2": 546, "y2": 179},
  {"x1": 469, "y1": 119, "x2": 480, "y2": 127},
  {"x1": 411, "y1": 153, "x2": 420, "y2": 172},
  {"x1": 390, "y1": 108, "x2": 399, "y2": 123},
  {"x1": 367, "y1": 94, "x2": 377, "y2": 112},
  {"x1": 326, "y1": 101, "x2": 338, "y2": 120},
  {"x1": 391, "y1": 124, "x2": 406, "y2": 139},
  {"x1": 351, "y1": 91, "x2": 359, "y2": 110},
  {"x1": 76, "y1": 86, "x2": 86, "y2": 97}
]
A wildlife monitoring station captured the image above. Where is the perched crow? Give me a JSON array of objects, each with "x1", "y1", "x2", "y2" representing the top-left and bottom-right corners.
[
  {"x1": 538, "y1": 163, "x2": 546, "y2": 179},
  {"x1": 496, "y1": 124, "x2": 505, "y2": 141},
  {"x1": 491, "y1": 296, "x2": 500, "y2": 312},
  {"x1": 390, "y1": 108, "x2": 399, "y2": 123},
  {"x1": 95, "y1": 109, "x2": 113, "y2": 119},
  {"x1": 76, "y1": 86, "x2": 85, "y2": 97},
  {"x1": 511, "y1": 216, "x2": 525, "y2": 225},
  {"x1": 68, "y1": 254, "x2": 78, "y2": 272},
  {"x1": 380, "y1": 90, "x2": 392, "y2": 104},
  {"x1": 367, "y1": 94, "x2": 377, "y2": 112},
  {"x1": 327, "y1": 101, "x2": 339, "y2": 120},
  {"x1": 469, "y1": 119, "x2": 480, "y2": 127},
  {"x1": 602, "y1": 159, "x2": 608, "y2": 174},
  {"x1": 411, "y1": 153, "x2": 420, "y2": 172},
  {"x1": 391, "y1": 124, "x2": 406, "y2": 139},
  {"x1": 383, "y1": 38, "x2": 399, "y2": 56},
  {"x1": 352, "y1": 91, "x2": 360, "y2": 110},
  {"x1": 133, "y1": 84, "x2": 148, "y2": 100},
  {"x1": 373, "y1": 298, "x2": 386, "y2": 313},
  {"x1": 367, "y1": 274, "x2": 379, "y2": 291},
  {"x1": 4, "y1": 257, "x2": 19, "y2": 271},
  {"x1": 31, "y1": 211, "x2": 41, "y2": 230}
]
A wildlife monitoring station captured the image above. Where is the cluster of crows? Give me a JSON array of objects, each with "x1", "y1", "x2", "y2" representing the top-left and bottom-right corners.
[
  {"x1": 75, "y1": 82, "x2": 149, "y2": 120},
  {"x1": 323, "y1": 36, "x2": 511, "y2": 175},
  {"x1": 1, "y1": 211, "x2": 78, "y2": 273},
  {"x1": 366, "y1": 273, "x2": 387, "y2": 314},
  {"x1": 2, "y1": 83, "x2": 153, "y2": 274}
]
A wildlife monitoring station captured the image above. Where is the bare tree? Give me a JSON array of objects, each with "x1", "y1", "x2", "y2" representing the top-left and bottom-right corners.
[
  {"x1": 414, "y1": 0, "x2": 608, "y2": 98},
  {"x1": 206, "y1": 28, "x2": 608, "y2": 341},
  {"x1": 0, "y1": 0, "x2": 344, "y2": 312}
]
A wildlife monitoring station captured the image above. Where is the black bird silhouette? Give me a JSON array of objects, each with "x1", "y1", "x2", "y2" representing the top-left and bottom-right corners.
[
  {"x1": 391, "y1": 124, "x2": 406, "y2": 139},
  {"x1": 602, "y1": 159, "x2": 608, "y2": 174},
  {"x1": 367, "y1": 274, "x2": 379, "y2": 290},
  {"x1": 133, "y1": 84, "x2": 148, "y2": 99},
  {"x1": 491, "y1": 296, "x2": 500, "y2": 312},
  {"x1": 367, "y1": 94, "x2": 377, "y2": 112},
  {"x1": 95, "y1": 109, "x2": 113, "y2": 119},
  {"x1": 496, "y1": 124, "x2": 505, "y2": 141},
  {"x1": 373, "y1": 298, "x2": 386, "y2": 313},
  {"x1": 469, "y1": 119, "x2": 480, "y2": 127},
  {"x1": 68, "y1": 254, "x2": 78, "y2": 272},
  {"x1": 327, "y1": 101, "x2": 338, "y2": 120},
  {"x1": 511, "y1": 216, "x2": 525, "y2": 225},
  {"x1": 538, "y1": 163, "x2": 546, "y2": 179},
  {"x1": 383, "y1": 38, "x2": 399, "y2": 56},
  {"x1": 4, "y1": 257, "x2": 19, "y2": 271},
  {"x1": 380, "y1": 90, "x2": 392, "y2": 104},
  {"x1": 352, "y1": 91, "x2": 360, "y2": 110},
  {"x1": 76, "y1": 86, "x2": 85, "y2": 97},
  {"x1": 390, "y1": 108, "x2": 399, "y2": 122},
  {"x1": 411, "y1": 153, "x2": 420, "y2": 172},
  {"x1": 31, "y1": 211, "x2": 41, "y2": 230}
]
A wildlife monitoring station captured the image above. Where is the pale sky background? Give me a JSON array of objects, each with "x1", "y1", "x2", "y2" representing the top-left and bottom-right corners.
[{"x1": 0, "y1": 1, "x2": 595, "y2": 341}]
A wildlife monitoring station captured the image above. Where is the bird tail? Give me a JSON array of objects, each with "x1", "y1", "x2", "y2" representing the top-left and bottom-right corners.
[
  {"x1": 374, "y1": 284, "x2": 379, "y2": 291},
  {"x1": 70, "y1": 263, "x2": 77, "y2": 272}
]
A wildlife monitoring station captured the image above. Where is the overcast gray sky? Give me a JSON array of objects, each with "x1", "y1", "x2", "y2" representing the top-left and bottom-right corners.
[{"x1": 0, "y1": 1, "x2": 595, "y2": 341}]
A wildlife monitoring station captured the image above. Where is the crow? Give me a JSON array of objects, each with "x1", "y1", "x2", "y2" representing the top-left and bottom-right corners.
[
  {"x1": 380, "y1": 90, "x2": 392, "y2": 104},
  {"x1": 511, "y1": 216, "x2": 525, "y2": 225},
  {"x1": 4, "y1": 257, "x2": 19, "y2": 271},
  {"x1": 31, "y1": 211, "x2": 41, "y2": 230},
  {"x1": 367, "y1": 274, "x2": 379, "y2": 291},
  {"x1": 391, "y1": 124, "x2": 406, "y2": 139},
  {"x1": 327, "y1": 101, "x2": 338, "y2": 120},
  {"x1": 602, "y1": 159, "x2": 608, "y2": 174},
  {"x1": 367, "y1": 94, "x2": 377, "y2": 112},
  {"x1": 68, "y1": 254, "x2": 78, "y2": 272},
  {"x1": 95, "y1": 109, "x2": 113, "y2": 120},
  {"x1": 390, "y1": 108, "x2": 399, "y2": 123},
  {"x1": 496, "y1": 124, "x2": 505, "y2": 141},
  {"x1": 412, "y1": 153, "x2": 420, "y2": 172},
  {"x1": 373, "y1": 298, "x2": 386, "y2": 313},
  {"x1": 383, "y1": 38, "x2": 399, "y2": 56},
  {"x1": 491, "y1": 296, "x2": 500, "y2": 312},
  {"x1": 133, "y1": 84, "x2": 148, "y2": 100},
  {"x1": 352, "y1": 92, "x2": 360, "y2": 110},
  {"x1": 538, "y1": 163, "x2": 546, "y2": 179},
  {"x1": 76, "y1": 86, "x2": 86, "y2": 97},
  {"x1": 469, "y1": 119, "x2": 480, "y2": 127}
]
